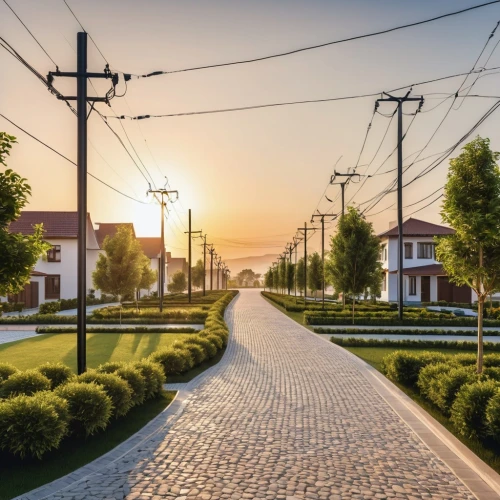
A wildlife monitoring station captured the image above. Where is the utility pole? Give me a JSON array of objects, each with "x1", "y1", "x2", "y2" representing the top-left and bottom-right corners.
[
  {"x1": 184, "y1": 209, "x2": 202, "y2": 303},
  {"x1": 297, "y1": 223, "x2": 316, "y2": 302},
  {"x1": 48, "y1": 33, "x2": 119, "y2": 375},
  {"x1": 148, "y1": 187, "x2": 179, "y2": 312},
  {"x1": 286, "y1": 243, "x2": 293, "y2": 295},
  {"x1": 377, "y1": 91, "x2": 424, "y2": 320},
  {"x1": 277, "y1": 254, "x2": 286, "y2": 294},
  {"x1": 216, "y1": 256, "x2": 222, "y2": 289},
  {"x1": 200, "y1": 234, "x2": 210, "y2": 296},
  {"x1": 330, "y1": 171, "x2": 361, "y2": 218},
  {"x1": 311, "y1": 212, "x2": 337, "y2": 310},
  {"x1": 293, "y1": 236, "x2": 301, "y2": 301},
  {"x1": 208, "y1": 247, "x2": 216, "y2": 291}
]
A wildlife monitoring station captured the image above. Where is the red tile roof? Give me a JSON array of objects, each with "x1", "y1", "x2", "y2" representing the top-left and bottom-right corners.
[
  {"x1": 9, "y1": 211, "x2": 90, "y2": 238},
  {"x1": 30, "y1": 270, "x2": 47, "y2": 276},
  {"x1": 378, "y1": 218, "x2": 454, "y2": 238},
  {"x1": 95, "y1": 223, "x2": 136, "y2": 248},
  {"x1": 389, "y1": 264, "x2": 446, "y2": 276},
  {"x1": 137, "y1": 237, "x2": 163, "y2": 259}
]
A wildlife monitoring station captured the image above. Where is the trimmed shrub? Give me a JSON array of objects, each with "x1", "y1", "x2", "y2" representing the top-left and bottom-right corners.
[
  {"x1": 132, "y1": 360, "x2": 166, "y2": 399},
  {"x1": 149, "y1": 348, "x2": 193, "y2": 375},
  {"x1": 449, "y1": 353, "x2": 477, "y2": 366},
  {"x1": 36, "y1": 362, "x2": 74, "y2": 389},
  {"x1": 0, "y1": 362, "x2": 18, "y2": 385},
  {"x1": 55, "y1": 382, "x2": 112, "y2": 436},
  {"x1": 382, "y1": 351, "x2": 448, "y2": 386},
  {"x1": 486, "y1": 389, "x2": 500, "y2": 440},
  {"x1": 430, "y1": 366, "x2": 478, "y2": 415},
  {"x1": 78, "y1": 370, "x2": 132, "y2": 418},
  {"x1": 200, "y1": 333, "x2": 224, "y2": 350},
  {"x1": 183, "y1": 336, "x2": 217, "y2": 358},
  {"x1": 97, "y1": 361, "x2": 126, "y2": 374},
  {"x1": 0, "y1": 392, "x2": 69, "y2": 459},
  {"x1": 417, "y1": 363, "x2": 450, "y2": 400},
  {"x1": 39, "y1": 301, "x2": 61, "y2": 314},
  {"x1": 451, "y1": 379, "x2": 500, "y2": 440},
  {"x1": 177, "y1": 341, "x2": 206, "y2": 365},
  {"x1": 1, "y1": 369, "x2": 51, "y2": 398},
  {"x1": 484, "y1": 367, "x2": 500, "y2": 381},
  {"x1": 115, "y1": 367, "x2": 146, "y2": 406}
]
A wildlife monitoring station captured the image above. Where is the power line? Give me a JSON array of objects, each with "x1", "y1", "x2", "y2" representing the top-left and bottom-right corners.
[
  {"x1": 126, "y1": 1, "x2": 500, "y2": 78},
  {"x1": 0, "y1": 112, "x2": 147, "y2": 204}
]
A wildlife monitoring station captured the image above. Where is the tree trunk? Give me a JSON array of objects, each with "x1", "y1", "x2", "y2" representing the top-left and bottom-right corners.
[
  {"x1": 352, "y1": 296, "x2": 355, "y2": 325},
  {"x1": 477, "y1": 295, "x2": 484, "y2": 374}
]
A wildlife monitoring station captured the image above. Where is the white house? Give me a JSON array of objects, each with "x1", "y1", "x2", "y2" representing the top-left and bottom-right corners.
[
  {"x1": 5, "y1": 211, "x2": 101, "y2": 307},
  {"x1": 379, "y1": 218, "x2": 472, "y2": 304},
  {"x1": 137, "y1": 237, "x2": 163, "y2": 296}
]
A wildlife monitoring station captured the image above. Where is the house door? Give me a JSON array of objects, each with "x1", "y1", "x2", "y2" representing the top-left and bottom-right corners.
[
  {"x1": 30, "y1": 282, "x2": 39, "y2": 308},
  {"x1": 438, "y1": 276, "x2": 452, "y2": 302},
  {"x1": 421, "y1": 276, "x2": 431, "y2": 303}
]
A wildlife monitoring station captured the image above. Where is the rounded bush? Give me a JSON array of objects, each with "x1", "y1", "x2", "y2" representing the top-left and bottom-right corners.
[
  {"x1": 484, "y1": 367, "x2": 500, "y2": 381},
  {"x1": 177, "y1": 341, "x2": 206, "y2": 365},
  {"x1": 115, "y1": 367, "x2": 146, "y2": 406},
  {"x1": 97, "y1": 361, "x2": 126, "y2": 374},
  {"x1": 417, "y1": 363, "x2": 450, "y2": 400},
  {"x1": 486, "y1": 389, "x2": 500, "y2": 439},
  {"x1": 0, "y1": 363, "x2": 18, "y2": 385},
  {"x1": 78, "y1": 370, "x2": 132, "y2": 417},
  {"x1": 149, "y1": 348, "x2": 193, "y2": 375},
  {"x1": 484, "y1": 354, "x2": 500, "y2": 367},
  {"x1": 430, "y1": 366, "x2": 477, "y2": 415},
  {"x1": 1, "y1": 369, "x2": 51, "y2": 398},
  {"x1": 55, "y1": 382, "x2": 112, "y2": 436},
  {"x1": 451, "y1": 379, "x2": 499, "y2": 440},
  {"x1": 382, "y1": 351, "x2": 449, "y2": 386},
  {"x1": 199, "y1": 333, "x2": 223, "y2": 350},
  {"x1": 184, "y1": 336, "x2": 218, "y2": 358},
  {"x1": 36, "y1": 362, "x2": 74, "y2": 389},
  {"x1": 132, "y1": 360, "x2": 165, "y2": 399},
  {"x1": 0, "y1": 392, "x2": 69, "y2": 459},
  {"x1": 449, "y1": 353, "x2": 476, "y2": 366}
]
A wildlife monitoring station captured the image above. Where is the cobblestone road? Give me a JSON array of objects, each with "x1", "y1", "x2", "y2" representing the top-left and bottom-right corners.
[{"x1": 40, "y1": 290, "x2": 478, "y2": 499}]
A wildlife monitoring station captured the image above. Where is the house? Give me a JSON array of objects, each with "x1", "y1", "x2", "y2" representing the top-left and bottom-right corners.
[
  {"x1": 5, "y1": 211, "x2": 101, "y2": 306},
  {"x1": 378, "y1": 218, "x2": 472, "y2": 304},
  {"x1": 166, "y1": 252, "x2": 188, "y2": 285},
  {"x1": 137, "y1": 237, "x2": 163, "y2": 295}
]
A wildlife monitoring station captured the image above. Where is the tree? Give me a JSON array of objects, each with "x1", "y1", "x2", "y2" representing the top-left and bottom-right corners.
[
  {"x1": 0, "y1": 133, "x2": 51, "y2": 296},
  {"x1": 93, "y1": 225, "x2": 147, "y2": 316},
  {"x1": 278, "y1": 259, "x2": 287, "y2": 293},
  {"x1": 435, "y1": 137, "x2": 500, "y2": 373},
  {"x1": 264, "y1": 267, "x2": 273, "y2": 291},
  {"x1": 286, "y1": 263, "x2": 295, "y2": 295},
  {"x1": 137, "y1": 257, "x2": 157, "y2": 298},
  {"x1": 326, "y1": 207, "x2": 381, "y2": 323},
  {"x1": 308, "y1": 252, "x2": 323, "y2": 300},
  {"x1": 236, "y1": 269, "x2": 257, "y2": 287},
  {"x1": 192, "y1": 259, "x2": 205, "y2": 289},
  {"x1": 168, "y1": 271, "x2": 187, "y2": 293},
  {"x1": 296, "y1": 258, "x2": 305, "y2": 297},
  {"x1": 272, "y1": 266, "x2": 279, "y2": 292}
]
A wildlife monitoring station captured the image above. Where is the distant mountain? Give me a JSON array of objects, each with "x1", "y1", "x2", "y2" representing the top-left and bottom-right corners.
[{"x1": 224, "y1": 254, "x2": 275, "y2": 276}]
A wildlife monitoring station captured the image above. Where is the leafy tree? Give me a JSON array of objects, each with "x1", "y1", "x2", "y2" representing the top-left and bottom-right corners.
[
  {"x1": 364, "y1": 269, "x2": 382, "y2": 304},
  {"x1": 236, "y1": 269, "x2": 257, "y2": 287},
  {"x1": 278, "y1": 259, "x2": 287, "y2": 293},
  {"x1": 264, "y1": 267, "x2": 273, "y2": 291},
  {"x1": 93, "y1": 225, "x2": 148, "y2": 318},
  {"x1": 192, "y1": 259, "x2": 205, "y2": 289},
  {"x1": 308, "y1": 252, "x2": 323, "y2": 300},
  {"x1": 168, "y1": 271, "x2": 187, "y2": 293},
  {"x1": 286, "y1": 263, "x2": 295, "y2": 295},
  {"x1": 137, "y1": 257, "x2": 157, "y2": 297},
  {"x1": 272, "y1": 266, "x2": 279, "y2": 292},
  {"x1": 326, "y1": 207, "x2": 381, "y2": 323},
  {"x1": 296, "y1": 258, "x2": 305, "y2": 297},
  {"x1": 435, "y1": 137, "x2": 500, "y2": 373},
  {"x1": 0, "y1": 133, "x2": 51, "y2": 296},
  {"x1": 253, "y1": 279, "x2": 260, "y2": 288}
]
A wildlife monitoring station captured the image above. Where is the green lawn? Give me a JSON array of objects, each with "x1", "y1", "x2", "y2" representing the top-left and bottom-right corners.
[
  {"x1": 0, "y1": 333, "x2": 195, "y2": 372},
  {"x1": 0, "y1": 390, "x2": 175, "y2": 500},
  {"x1": 262, "y1": 295, "x2": 312, "y2": 329}
]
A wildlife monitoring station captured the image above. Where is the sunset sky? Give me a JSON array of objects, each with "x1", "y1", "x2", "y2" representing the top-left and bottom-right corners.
[{"x1": 2, "y1": 0, "x2": 500, "y2": 262}]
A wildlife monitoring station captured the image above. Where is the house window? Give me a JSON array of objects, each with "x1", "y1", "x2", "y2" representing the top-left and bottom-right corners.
[
  {"x1": 378, "y1": 244, "x2": 385, "y2": 261},
  {"x1": 381, "y1": 273, "x2": 387, "y2": 292},
  {"x1": 47, "y1": 245, "x2": 61, "y2": 262},
  {"x1": 404, "y1": 243, "x2": 413, "y2": 259},
  {"x1": 417, "y1": 243, "x2": 433, "y2": 259},
  {"x1": 45, "y1": 275, "x2": 60, "y2": 300},
  {"x1": 409, "y1": 276, "x2": 417, "y2": 296}
]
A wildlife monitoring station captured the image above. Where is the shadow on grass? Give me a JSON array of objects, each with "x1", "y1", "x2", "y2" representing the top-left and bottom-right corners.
[{"x1": 0, "y1": 390, "x2": 176, "y2": 500}]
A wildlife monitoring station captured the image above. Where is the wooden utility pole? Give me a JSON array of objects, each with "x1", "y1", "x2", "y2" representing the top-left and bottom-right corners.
[
  {"x1": 297, "y1": 223, "x2": 316, "y2": 301},
  {"x1": 184, "y1": 209, "x2": 201, "y2": 303}
]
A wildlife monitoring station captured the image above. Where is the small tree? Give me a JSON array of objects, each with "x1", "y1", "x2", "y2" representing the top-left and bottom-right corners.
[
  {"x1": 435, "y1": 137, "x2": 500, "y2": 374},
  {"x1": 326, "y1": 207, "x2": 381, "y2": 323},
  {"x1": 236, "y1": 269, "x2": 257, "y2": 287},
  {"x1": 278, "y1": 259, "x2": 287, "y2": 294},
  {"x1": 0, "y1": 133, "x2": 51, "y2": 296},
  {"x1": 168, "y1": 271, "x2": 187, "y2": 293},
  {"x1": 308, "y1": 252, "x2": 323, "y2": 300},
  {"x1": 264, "y1": 267, "x2": 273, "y2": 291},
  {"x1": 286, "y1": 263, "x2": 295, "y2": 295},
  {"x1": 296, "y1": 258, "x2": 305, "y2": 297},
  {"x1": 137, "y1": 257, "x2": 157, "y2": 299},
  {"x1": 272, "y1": 267, "x2": 279, "y2": 292},
  {"x1": 192, "y1": 259, "x2": 205, "y2": 289},
  {"x1": 93, "y1": 225, "x2": 147, "y2": 322}
]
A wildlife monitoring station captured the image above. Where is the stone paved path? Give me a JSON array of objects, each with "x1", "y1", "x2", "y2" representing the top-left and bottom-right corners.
[{"x1": 22, "y1": 290, "x2": 494, "y2": 499}]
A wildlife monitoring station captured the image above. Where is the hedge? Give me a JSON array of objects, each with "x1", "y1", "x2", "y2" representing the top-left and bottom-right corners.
[
  {"x1": 0, "y1": 369, "x2": 51, "y2": 397},
  {"x1": 308, "y1": 316, "x2": 500, "y2": 327},
  {"x1": 91, "y1": 307, "x2": 208, "y2": 322},
  {"x1": 36, "y1": 326, "x2": 200, "y2": 334},
  {"x1": 330, "y1": 337, "x2": 500, "y2": 351},
  {"x1": 317, "y1": 327, "x2": 500, "y2": 336}
]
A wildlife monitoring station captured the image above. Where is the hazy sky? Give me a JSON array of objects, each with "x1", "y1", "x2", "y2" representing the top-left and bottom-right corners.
[{"x1": 2, "y1": 0, "x2": 500, "y2": 262}]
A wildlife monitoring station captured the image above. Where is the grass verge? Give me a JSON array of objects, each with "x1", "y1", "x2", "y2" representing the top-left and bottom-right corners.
[
  {"x1": 261, "y1": 295, "x2": 312, "y2": 329},
  {"x1": 0, "y1": 390, "x2": 175, "y2": 500},
  {"x1": 345, "y1": 346, "x2": 500, "y2": 474}
]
